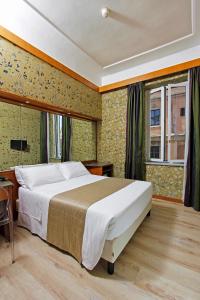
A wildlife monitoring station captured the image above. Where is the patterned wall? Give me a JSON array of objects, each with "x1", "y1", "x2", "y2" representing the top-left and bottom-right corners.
[
  {"x1": 0, "y1": 101, "x2": 40, "y2": 170},
  {"x1": 97, "y1": 89, "x2": 127, "y2": 178},
  {"x1": 97, "y1": 88, "x2": 184, "y2": 198},
  {"x1": 71, "y1": 119, "x2": 96, "y2": 161},
  {"x1": 0, "y1": 37, "x2": 101, "y2": 119},
  {"x1": 0, "y1": 37, "x2": 100, "y2": 170},
  {"x1": 146, "y1": 165, "x2": 184, "y2": 198}
]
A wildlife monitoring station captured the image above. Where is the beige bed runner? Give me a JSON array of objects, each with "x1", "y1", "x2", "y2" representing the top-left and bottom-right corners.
[{"x1": 47, "y1": 177, "x2": 134, "y2": 263}]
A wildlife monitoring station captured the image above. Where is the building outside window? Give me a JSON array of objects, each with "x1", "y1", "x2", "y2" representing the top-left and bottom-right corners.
[
  {"x1": 148, "y1": 81, "x2": 189, "y2": 163},
  {"x1": 151, "y1": 109, "x2": 160, "y2": 126}
]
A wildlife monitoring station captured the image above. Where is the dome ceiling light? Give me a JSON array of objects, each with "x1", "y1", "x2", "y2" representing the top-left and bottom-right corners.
[{"x1": 101, "y1": 7, "x2": 110, "y2": 18}]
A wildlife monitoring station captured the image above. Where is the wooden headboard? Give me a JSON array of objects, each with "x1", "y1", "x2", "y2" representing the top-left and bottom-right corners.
[{"x1": 0, "y1": 170, "x2": 19, "y2": 219}]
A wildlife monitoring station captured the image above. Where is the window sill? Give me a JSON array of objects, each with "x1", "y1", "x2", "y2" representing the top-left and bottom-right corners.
[{"x1": 145, "y1": 161, "x2": 184, "y2": 167}]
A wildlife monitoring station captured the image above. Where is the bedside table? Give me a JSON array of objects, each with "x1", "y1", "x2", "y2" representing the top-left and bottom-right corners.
[{"x1": 84, "y1": 162, "x2": 113, "y2": 177}]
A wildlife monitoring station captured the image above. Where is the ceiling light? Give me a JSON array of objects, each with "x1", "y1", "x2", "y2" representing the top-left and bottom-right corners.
[{"x1": 101, "y1": 7, "x2": 109, "y2": 18}]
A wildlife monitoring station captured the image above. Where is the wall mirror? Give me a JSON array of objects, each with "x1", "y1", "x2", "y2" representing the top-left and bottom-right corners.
[{"x1": 0, "y1": 100, "x2": 97, "y2": 171}]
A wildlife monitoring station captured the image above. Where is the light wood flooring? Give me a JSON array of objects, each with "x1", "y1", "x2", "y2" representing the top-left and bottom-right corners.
[{"x1": 0, "y1": 200, "x2": 200, "y2": 300}]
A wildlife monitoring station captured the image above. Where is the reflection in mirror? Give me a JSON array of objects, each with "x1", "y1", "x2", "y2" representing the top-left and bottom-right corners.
[
  {"x1": 20, "y1": 106, "x2": 41, "y2": 166},
  {"x1": 49, "y1": 114, "x2": 96, "y2": 162},
  {"x1": 49, "y1": 114, "x2": 62, "y2": 161},
  {"x1": 71, "y1": 118, "x2": 96, "y2": 161},
  {"x1": 0, "y1": 101, "x2": 97, "y2": 171},
  {"x1": 0, "y1": 101, "x2": 22, "y2": 170}
]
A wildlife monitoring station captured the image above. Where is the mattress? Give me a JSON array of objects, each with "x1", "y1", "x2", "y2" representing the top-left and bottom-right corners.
[{"x1": 18, "y1": 174, "x2": 152, "y2": 269}]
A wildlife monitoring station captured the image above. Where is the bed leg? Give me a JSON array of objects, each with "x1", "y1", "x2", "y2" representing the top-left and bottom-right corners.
[
  {"x1": 147, "y1": 210, "x2": 151, "y2": 217},
  {"x1": 107, "y1": 262, "x2": 114, "y2": 275}
]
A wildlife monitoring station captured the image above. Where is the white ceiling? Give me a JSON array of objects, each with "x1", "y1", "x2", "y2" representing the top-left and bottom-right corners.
[
  {"x1": 26, "y1": 0, "x2": 192, "y2": 68},
  {"x1": 0, "y1": 0, "x2": 199, "y2": 86}
]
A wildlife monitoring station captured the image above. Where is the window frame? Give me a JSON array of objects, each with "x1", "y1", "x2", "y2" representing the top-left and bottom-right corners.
[
  {"x1": 149, "y1": 87, "x2": 165, "y2": 162},
  {"x1": 52, "y1": 114, "x2": 62, "y2": 160},
  {"x1": 167, "y1": 82, "x2": 189, "y2": 164},
  {"x1": 148, "y1": 82, "x2": 189, "y2": 164}
]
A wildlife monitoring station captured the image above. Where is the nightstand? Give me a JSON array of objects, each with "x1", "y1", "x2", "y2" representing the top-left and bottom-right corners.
[
  {"x1": 84, "y1": 162, "x2": 113, "y2": 177},
  {"x1": 0, "y1": 180, "x2": 15, "y2": 263}
]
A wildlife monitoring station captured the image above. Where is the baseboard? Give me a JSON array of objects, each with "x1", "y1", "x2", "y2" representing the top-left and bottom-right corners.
[{"x1": 153, "y1": 194, "x2": 183, "y2": 204}]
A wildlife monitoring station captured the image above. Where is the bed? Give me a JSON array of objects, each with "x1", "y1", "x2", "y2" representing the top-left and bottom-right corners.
[{"x1": 16, "y1": 162, "x2": 152, "y2": 274}]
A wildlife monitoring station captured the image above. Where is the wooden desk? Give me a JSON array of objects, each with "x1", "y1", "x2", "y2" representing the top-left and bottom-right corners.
[
  {"x1": 84, "y1": 162, "x2": 113, "y2": 177},
  {"x1": 0, "y1": 170, "x2": 19, "y2": 219}
]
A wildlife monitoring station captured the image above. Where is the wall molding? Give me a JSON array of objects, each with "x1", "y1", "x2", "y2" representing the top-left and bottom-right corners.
[
  {"x1": 0, "y1": 89, "x2": 101, "y2": 122},
  {"x1": 0, "y1": 26, "x2": 99, "y2": 92},
  {"x1": 99, "y1": 58, "x2": 200, "y2": 93},
  {"x1": 0, "y1": 26, "x2": 200, "y2": 95},
  {"x1": 153, "y1": 195, "x2": 183, "y2": 204}
]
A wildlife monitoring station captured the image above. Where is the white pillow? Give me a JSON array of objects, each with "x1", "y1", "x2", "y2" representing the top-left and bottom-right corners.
[
  {"x1": 58, "y1": 161, "x2": 89, "y2": 180},
  {"x1": 15, "y1": 164, "x2": 49, "y2": 187},
  {"x1": 15, "y1": 164, "x2": 65, "y2": 189}
]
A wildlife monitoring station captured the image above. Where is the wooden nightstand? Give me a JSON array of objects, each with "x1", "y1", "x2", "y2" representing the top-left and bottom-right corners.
[{"x1": 84, "y1": 162, "x2": 113, "y2": 177}]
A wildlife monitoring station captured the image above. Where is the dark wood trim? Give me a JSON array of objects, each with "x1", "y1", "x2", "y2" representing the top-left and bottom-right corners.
[
  {"x1": 0, "y1": 26, "x2": 99, "y2": 92},
  {"x1": 99, "y1": 58, "x2": 200, "y2": 93},
  {"x1": 153, "y1": 194, "x2": 183, "y2": 204},
  {"x1": 82, "y1": 160, "x2": 97, "y2": 164},
  {"x1": 0, "y1": 89, "x2": 101, "y2": 122}
]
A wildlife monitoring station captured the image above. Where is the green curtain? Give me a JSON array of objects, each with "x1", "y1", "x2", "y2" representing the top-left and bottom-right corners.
[
  {"x1": 61, "y1": 116, "x2": 72, "y2": 162},
  {"x1": 40, "y1": 112, "x2": 48, "y2": 163},
  {"x1": 184, "y1": 67, "x2": 200, "y2": 211},
  {"x1": 125, "y1": 82, "x2": 145, "y2": 180}
]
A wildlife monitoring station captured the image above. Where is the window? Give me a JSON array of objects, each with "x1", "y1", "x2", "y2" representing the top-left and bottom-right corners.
[
  {"x1": 49, "y1": 114, "x2": 62, "y2": 159},
  {"x1": 180, "y1": 107, "x2": 185, "y2": 117},
  {"x1": 148, "y1": 82, "x2": 189, "y2": 163},
  {"x1": 151, "y1": 109, "x2": 160, "y2": 126},
  {"x1": 150, "y1": 145, "x2": 160, "y2": 159}
]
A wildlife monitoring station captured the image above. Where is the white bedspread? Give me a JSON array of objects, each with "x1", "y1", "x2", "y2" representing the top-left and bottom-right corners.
[{"x1": 18, "y1": 175, "x2": 152, "y2": 270}]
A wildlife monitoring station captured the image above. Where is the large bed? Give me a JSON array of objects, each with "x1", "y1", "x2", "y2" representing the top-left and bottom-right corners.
[{"x1": 16, "y1": 162, "x2": 152, "y2": 274}]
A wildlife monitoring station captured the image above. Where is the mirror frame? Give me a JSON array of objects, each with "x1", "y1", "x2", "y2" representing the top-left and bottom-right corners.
[
  {"x1": 0, "y1": 88, "x2": 99, "y2": 164},
  {"x1": 0, "y1": 89, "x2": 101, "y2": 122}
]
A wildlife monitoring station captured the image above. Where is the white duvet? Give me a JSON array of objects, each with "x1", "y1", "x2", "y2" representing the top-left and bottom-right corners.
[{"x1": 18, "y1": 174, "x2": 152, "y2": 270}]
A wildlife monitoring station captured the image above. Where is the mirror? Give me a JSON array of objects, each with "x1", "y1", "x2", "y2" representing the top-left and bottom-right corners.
[
  {"x1": 49, "y1": 113, "x2": 96, "y2": 162},
  {"x1": 0, "y1": 101, "x2": 97, "y2": 171}
]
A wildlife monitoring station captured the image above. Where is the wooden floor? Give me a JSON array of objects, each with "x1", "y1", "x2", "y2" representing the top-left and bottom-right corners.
[{"x1": 0, "y1": 200, "x2": 200, "y2": 300}]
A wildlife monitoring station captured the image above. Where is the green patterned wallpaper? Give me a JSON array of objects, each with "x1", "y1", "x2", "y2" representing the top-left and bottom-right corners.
[
  {"x1": 71, "y1": 119, "x2": 96, "y2": 161},
  {"x1": 97, "y1": 88, "x2": 184, "y2": 198},
  {"x1": 97, "y1": 89, "x2": 127, "y2": 178},
  {"x1": 0, "y1": 101, "x2": 40, "y2": 170},
  {"x1": 0, "y1": 36, "x2": 100, "y2": 170},
  {"x1": 146, "y1": 165, "x2": 184, "y2": 198},
  {"x1": 0, "y1": 37, "x2": 101, "y2": 119}
]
